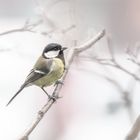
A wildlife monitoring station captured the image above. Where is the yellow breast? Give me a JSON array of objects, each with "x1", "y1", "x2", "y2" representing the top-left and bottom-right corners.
[{"x1": 34, "y1": 58, "x2": 64, "y2": 87}]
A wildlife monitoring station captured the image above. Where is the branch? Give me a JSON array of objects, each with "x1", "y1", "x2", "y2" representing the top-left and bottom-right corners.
[
  {"x1": 0, "y1": 19, "x2": 76, "y2": 39},
  {"x1": 126, "y1": 115, "x2": 140, "y2": 140},
  {"x1": 18, "y1": 29, "x2": 105, "y2": 140},
  {"x1": 92, "y1": 35, "x2": 140, "y2": 81},
  {"x1": 75, "y1": 30, "x2": 105, "y2": 53},
  {"x1": 97, "y1": 59, "x2": 140, "y2": 81},
  {"x1": 0, "y1": 19, "x2": 42, "y2": 36}
]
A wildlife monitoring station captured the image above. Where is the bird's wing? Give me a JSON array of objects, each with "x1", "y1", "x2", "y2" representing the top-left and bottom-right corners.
[
  {"x1": 25, "y1": 69, "x2": 47, "y2": 85},
  {"x1": 24, "y1": 57, "x2": 53, "y2": 85}
]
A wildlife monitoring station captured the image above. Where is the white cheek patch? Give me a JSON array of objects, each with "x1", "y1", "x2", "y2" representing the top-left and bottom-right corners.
[{"x1": 44, "y1": 50, "x2": 59, "y2": 58}]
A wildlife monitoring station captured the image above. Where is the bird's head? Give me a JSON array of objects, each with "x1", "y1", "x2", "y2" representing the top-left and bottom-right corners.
[{"x1": 42, "y1": 43, "x2": 67, "y2": 59}]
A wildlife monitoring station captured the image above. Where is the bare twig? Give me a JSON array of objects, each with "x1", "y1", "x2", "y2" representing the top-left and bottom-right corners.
[
  {"x1": 0, "y1": 19, "x2": 42, "y2": 36},
  {"x1": 18, "y1": 29, "x2": 105, "y2": 140},
  {"x1": 126, "y1": 46, "x2": 140, "y2": 67},
  {"x1": 126, "y1": 115, "x2": 140, "y2": 140},
  {"x1": 91, "y1": 35, "x2": 140, "y2": 81},
  {"x1": 75, "y1": 30, "x2": 105, "y2": 53},
  {"x1": 94, "y1": 57, "x2": 140, "y2": 81}
]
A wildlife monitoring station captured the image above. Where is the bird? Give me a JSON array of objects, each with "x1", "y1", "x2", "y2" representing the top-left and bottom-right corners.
[{"x1": 6, "y1": 43, "x2": 67, "y2": 106}]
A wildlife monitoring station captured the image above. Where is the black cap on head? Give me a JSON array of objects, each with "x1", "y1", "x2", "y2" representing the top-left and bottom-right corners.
[
  {"x1": 43, "y1": 43, "x2": 62, "y2": 53},
  {"x1": 42, "y1": 43, "x2": 67, "y2": 59}
]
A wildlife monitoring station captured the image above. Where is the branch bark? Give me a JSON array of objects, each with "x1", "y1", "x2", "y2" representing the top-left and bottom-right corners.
[
  {"x1": 18, "y1": 29, "x2": 105, "y2": 140},
  {"x1": 126, "y1": 115, "x2": 140, "y2": 140}
]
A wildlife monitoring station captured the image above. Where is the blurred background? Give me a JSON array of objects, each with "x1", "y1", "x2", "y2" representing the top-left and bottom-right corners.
[{"x1": 0, "y1": 0, "x2": 140, "y2": 139}]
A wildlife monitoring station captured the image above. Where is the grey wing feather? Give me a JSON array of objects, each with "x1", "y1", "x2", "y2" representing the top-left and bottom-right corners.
[
  {"x1": 24, "y1": 70, "x2": 46, "y2": 85},
  {"x1": 24, "y1": 58, "x2": 53, "y2": 85}
]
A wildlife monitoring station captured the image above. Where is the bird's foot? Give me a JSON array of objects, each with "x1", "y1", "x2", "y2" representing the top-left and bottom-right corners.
[
  {"x1": 48, "y1": 95, "x2": 62, "y2": 102},
  {"x1": 54, "y1": 80, "x2": 64, "y2": 86}
]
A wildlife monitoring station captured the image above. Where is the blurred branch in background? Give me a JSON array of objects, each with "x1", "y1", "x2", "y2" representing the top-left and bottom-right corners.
[
  {"x1": 99, "y1": 36, "x2": 137, "y2": 122},
  {"x1": 0, "y1": 19, "x2": 43, "y2": 36},
  {"x1": 79, "y1": 35, "x2": 138, "y2": 122},
  {"x1": 126, "y1": 44, "x2": 140, "y2": 67},
  {"x1": 77, "y1": 61, "x2": 136, "y2": 122},
  {"x1": 18, "y1": 29, "x2": 105, "y2": 140},
  {"x1": 103, "y1": 75, "x2": 136, "y2": 122},
  {"x1": 93, "y1": 48, "x2": 140, "y2": 82},
  {"x1": 77, "y1": 34, "x2": 140, "y2": 139},
  {"x1": 0, "y1": 18, "x2": 76, "y2": 38}
]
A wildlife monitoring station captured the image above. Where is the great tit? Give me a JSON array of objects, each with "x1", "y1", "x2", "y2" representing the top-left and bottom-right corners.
[{"x1": 7, "y1": 43, "x2": 67, "y2": 106}]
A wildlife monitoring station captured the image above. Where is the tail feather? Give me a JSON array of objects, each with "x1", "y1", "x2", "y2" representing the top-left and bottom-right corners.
[{"x1": 6, "y1": 84, "x2": 26, "y2": 106}]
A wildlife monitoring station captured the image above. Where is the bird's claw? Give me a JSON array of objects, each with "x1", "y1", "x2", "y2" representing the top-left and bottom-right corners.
[
  {"x1": 54, "y1": 80, "x2": 64, "y2": 86},
  {"x1": 48, "y1": 95, "x2": 62, "y2": 102}
]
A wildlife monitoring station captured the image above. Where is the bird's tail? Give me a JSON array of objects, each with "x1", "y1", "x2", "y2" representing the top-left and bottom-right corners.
[{"x1": 6, "y1": 84, "x2": 26, "y2": 106}]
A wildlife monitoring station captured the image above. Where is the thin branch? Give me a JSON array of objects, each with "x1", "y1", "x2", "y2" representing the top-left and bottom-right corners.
[
  {"x1": 0, "y1": 19, "x2": 42, "y2": 36},
  {"x1": 0, "y1": 19, "x2": 76, "y2": 39},
  {"x1": 90, "y1": 35, "x2": 140, "y2": 81},
  {"x1": 127, "y1": 58, "x2": 140, "y2": 66},
  {"x1": 126, "y1": 115, "x2": 140, "y2": 140},
  {"x1": 18, "y1": 29, "x2": 105, "y2": 140},
  {"x1": 98, "y1": 59, "x2": 140, "y2": 81},
  {"x1": 75, "y1": 29, "x2": 105, "y2": 53}
]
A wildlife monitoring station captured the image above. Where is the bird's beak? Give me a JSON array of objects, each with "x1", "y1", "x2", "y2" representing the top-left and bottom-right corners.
[{"x1": 62, "y1": 47, "x2": 68, "y2": 51}]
